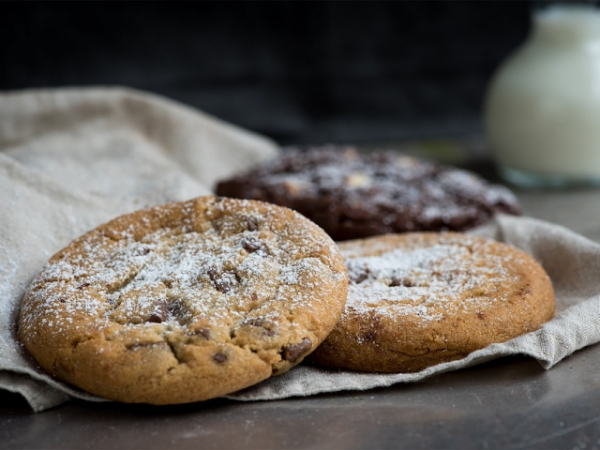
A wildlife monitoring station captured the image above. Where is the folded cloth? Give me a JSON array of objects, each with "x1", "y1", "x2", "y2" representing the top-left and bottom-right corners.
[{"x1": 2, "y1": 88, "x2": 599, "y2": 412}]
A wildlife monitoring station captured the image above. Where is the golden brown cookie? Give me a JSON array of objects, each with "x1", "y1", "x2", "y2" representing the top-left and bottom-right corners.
[
  {"x1": 18, "y1": 196, "x2": 348, "y2": 404},
  {"x1": 309, "y1": 233, "x2": 555, "y2": 373}
]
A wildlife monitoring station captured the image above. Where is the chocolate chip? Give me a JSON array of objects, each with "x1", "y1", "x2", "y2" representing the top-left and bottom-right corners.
[
  {"x1": 389, "y1": 276, "x2": 414, "y2": 287},
  {"x1": 207, "y1": 268, "x2": 219, "y2": 281},
  {"x1": 213, "y1": 352, "x2": 228, "y2": 364},
  {"x1": 133, "y1": 247, "x2": 150, "y2": 256},
  {"x1": 350, "y1": 269, "x2": 369, "y2": 284},
  {"x1": 246, "y1": 217, "x2": 259, "y2": 231},
  {"x1": 389, "y1": 277, "x2": 402, "y2": 287},
  {"x1": 147, "y1": 300, "x2": 168, "y2": 323},
  {"x1": 147, "y1": 315, "x2": 163, "y2": 324},
  {"x1": 193, "y1": 328, "x2": 211, "y2": 339},
  {"x1": 208, "y1": 269, "x2": 236, "y2": 293},
  {"x1": 241, "y1": 237, "x2": 263, "y2": 253},
  {"x1": 281, "y1": 338, "x2": 312, "y2": 362},
  {"x1": 215, "y1": 280, "x2": 231, "y2": 293},
  {"x1": 167, "y1": 299, "x2": 185, "y2": 318},
  {"x1": 243, "y1": 317, "x2": 275, "y2": 336},
  {"x1": 477, "y1": 312, "x2": 485, "y2": 320},
  {"x1": 57, "y1": 296, "x2": 67, "y2": 303},
  {"x1": 207, "y1": 268, "x2": 228, "y2": 292},
  {"x1": 76, "y1": 283, "x2": 90, "y2": 290}
]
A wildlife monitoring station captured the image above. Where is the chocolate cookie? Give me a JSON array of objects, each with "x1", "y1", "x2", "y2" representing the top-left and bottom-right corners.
[
  {"x1": 215, "y1": 147, "x2": 521, "y2": 241},
  {"x1": 18, "y1": 196, "x2": 348, "y2": 404},
  {"x1": 309, "y1": 233, "x2": 555, "y2": 373}
]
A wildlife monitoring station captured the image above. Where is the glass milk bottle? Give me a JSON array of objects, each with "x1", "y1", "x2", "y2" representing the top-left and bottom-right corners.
[{"x1": 485, "y1": 4, "x2": 600, "y2": 187}]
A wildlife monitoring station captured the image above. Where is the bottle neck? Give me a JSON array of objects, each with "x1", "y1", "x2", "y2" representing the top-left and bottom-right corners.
[{"x1": 532, "y1": 5, "x2": 600, "y2": 46}]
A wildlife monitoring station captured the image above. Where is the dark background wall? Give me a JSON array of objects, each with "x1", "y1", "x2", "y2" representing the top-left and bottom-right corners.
[{"x1": 1, "y1": 2, "x2": 531, "y2": 145}]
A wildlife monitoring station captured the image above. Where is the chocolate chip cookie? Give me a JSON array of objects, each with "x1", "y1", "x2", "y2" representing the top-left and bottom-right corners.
[
  {"x1": 309, "y1": 233, "x2": 555, "y2": 373},
  {"x1": 215, "y1": 147, "x2": 521, "y2": 241},
  {"x1": 18, "y1": 196, "x2": 348, "y2": 404}
]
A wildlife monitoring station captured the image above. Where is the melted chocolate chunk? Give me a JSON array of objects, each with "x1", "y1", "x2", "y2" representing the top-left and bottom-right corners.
[
  {"x1": 193, "y1": 328, "x2": 211, "y2": 339},
  {"x1": 147, "y1": 300, "x2": 168, "y2": 323},
  {"x1": 389, "y1": 276, "x2": 414, "y2": 287},
  {"x1": 241, "y1": 237, "x2": 263, "y2": 253},
  {"x1": 246, "y1": 217, "x2": 259, "y2": 231},
  {"x1": 389, "y1": 276, "x2": 402, "y2": 287},
  {"x1": 208, "y1": 268, "x2": 233, "y2": 293},
  {"x1": 133, "y1": 247, "x2": 150, "y2": 256},
  {"x1": 281, "y1": 338, "x2": 312, "y2": 362},
  {"x1": 215, "y1": 281, "x2": 231, "y2": 293},
  {"x1": 207, "y1": 268, "x2": 219, "y2": 282},
  {"x1": 350, "y1": 269, "x2": 369, "y2": 284},
  {"x1": 212, "y1": 352, "x2": 228, "y2": 364},
  {"x1": 167, "y1": 299, "x2": 186, "y2": 319}
]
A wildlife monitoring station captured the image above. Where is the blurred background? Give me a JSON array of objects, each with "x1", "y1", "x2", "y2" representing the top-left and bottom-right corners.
[{"x1": 0, "y1": 1, "x2": 530, "y2": 146}]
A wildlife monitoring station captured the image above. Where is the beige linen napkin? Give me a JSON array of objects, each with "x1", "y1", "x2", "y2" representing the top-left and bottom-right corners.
[{"x1": 2, "y1": 88, "x2": 599, "y2": 412}]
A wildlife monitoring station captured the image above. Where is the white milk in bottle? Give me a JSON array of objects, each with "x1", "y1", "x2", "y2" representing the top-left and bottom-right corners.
[{"x1": 485, "y1": 4, "x2": 600, "y2": 186}]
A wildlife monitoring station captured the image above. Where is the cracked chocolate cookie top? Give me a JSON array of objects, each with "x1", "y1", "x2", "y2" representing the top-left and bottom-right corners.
[
  {"x1": 18, "y1": 196, "x2": 348, "y2": 404},
  {"x1": 309, "y1": 233, "x2": 555, "y2": 373},
  {"x1": 215, "y1": 147, "x2": 521, "y2": 241}
]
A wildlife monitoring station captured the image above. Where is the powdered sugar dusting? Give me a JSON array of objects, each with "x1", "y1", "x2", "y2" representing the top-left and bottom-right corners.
[
  {"x1": 341, "y1": 234, "x2": 521, "y2": 322},
  {"x1": 20, "y1": 198, "x2": 346, "y2": 347}
]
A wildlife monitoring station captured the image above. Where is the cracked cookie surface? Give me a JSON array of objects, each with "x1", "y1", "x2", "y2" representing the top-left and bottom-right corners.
[
  {"x1": 18, "y1": 196, "x2": 348, "y2": 404},
  {"x1": 309, "y1": 233, "x2": 555, "y2": 373}
]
